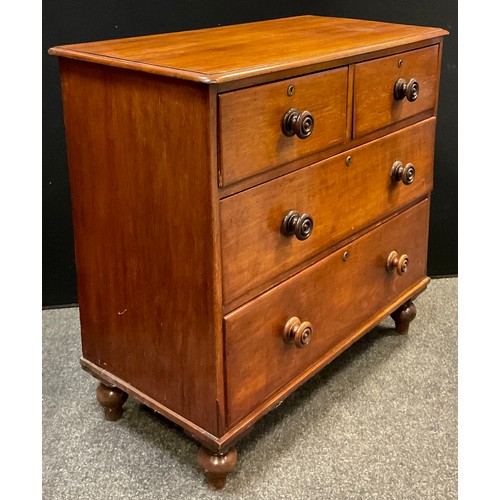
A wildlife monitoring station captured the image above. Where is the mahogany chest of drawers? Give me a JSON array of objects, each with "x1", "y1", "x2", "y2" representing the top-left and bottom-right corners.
[{"x1": 50, "y1": 16, "x2": 448, "y2": 488}]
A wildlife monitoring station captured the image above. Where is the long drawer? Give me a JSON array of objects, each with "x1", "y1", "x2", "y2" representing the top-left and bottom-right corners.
[
  {"x1": 220, "y1": 118, "x2": 435, "y2": 307},
  {"x1": 224, "y1": 198, "x2": 430, "y2": 426}
]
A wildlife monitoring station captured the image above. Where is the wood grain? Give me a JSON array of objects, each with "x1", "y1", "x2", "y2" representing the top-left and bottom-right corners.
[
  {"x1": 220, "y1": 118, "x2": 436, "y2": 307},
  {"x1": 217, "y1": 277, "x2": 429, "y2": 450},
  {"x1": 48, "y1": 16, "x2": 448, "y2": 84},
  {"x1": 59, "y1": 58, "x2": 222, "y2": 435},
  {"x1": 96, "y1": 383, "x2": 128, "y2": 421},
  {"x1": 50, "y1": 16, "x2": 448, "y2": 466},
  {"x1": 219, "y1": 67, "x2": 348, "y2": 186},
  {"x1": 353, "y1": 44, "x2": 440, "y2": 137},
  {"x1": 218, "y1": 109, "x2": 435, "y2": 198},
  {"x1": 198, "y1": 447, "x2": 238, "y2": 489},
  {"x1": 224, "y1": 198, "x2": 430, "y2": 426}
]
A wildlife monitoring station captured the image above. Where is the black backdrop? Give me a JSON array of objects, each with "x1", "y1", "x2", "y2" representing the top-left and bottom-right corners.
[{"x1": 42, "y1": 1, "x2": 457, "y2": 307}]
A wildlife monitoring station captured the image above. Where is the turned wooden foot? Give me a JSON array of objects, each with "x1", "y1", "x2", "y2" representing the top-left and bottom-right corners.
[
  {"x1": 197, "y1": 447, "x2": 237, "y2": 489},
  {"x1": 96, "y1": 383, "x2": 128, "y2": 421},
  {"x1": 390, "y1": 300, "x2": 417, "y2": 335}
]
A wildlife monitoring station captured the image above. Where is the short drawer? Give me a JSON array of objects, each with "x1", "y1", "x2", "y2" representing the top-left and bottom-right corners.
[
  {"x1": 225, "y1": 198, "x2": 430, "y2": 426},
  {"x1": 218, "y1": 67, "x2": 348, "y2": 187},
  {"x1": 220, "y1": 118, "x2": 435, "y2": 307},
  {"x1": 353, "y1": 45, "x2": 440, "y2": 138}
]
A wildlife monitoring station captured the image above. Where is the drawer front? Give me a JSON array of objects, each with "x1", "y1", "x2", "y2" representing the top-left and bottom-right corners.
[
  {"x1": 218, "y1": 67, "x2": 348, "y2": 187},
  {"x1": 221, "y1": 118, "x2": 435, "y2": 306},
  {"x1": 225, "y1": 198, "x2": 430, "y2": 426},
  {"x1": 353, "y1": 45, "x2": 440, "y2": 138}
]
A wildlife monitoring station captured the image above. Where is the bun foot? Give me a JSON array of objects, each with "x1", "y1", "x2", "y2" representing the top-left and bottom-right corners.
[
  {"x1": 197, "y1": 447, "x2": 237, "y2": 489},
  {"x1": 96, "y1": 383, "x2": 128, "y2": 421},
  {"x1": 390, "y1": 300, "x2": 417, "y2": 335}
]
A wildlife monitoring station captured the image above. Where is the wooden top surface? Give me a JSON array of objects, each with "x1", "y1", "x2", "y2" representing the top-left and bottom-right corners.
[{"x1": 49, "y1": 15, "x2": 448, "y2": 83}]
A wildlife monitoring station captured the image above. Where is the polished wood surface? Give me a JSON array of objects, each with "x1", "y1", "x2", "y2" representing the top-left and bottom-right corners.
[
  {"x1": 218, "y1": 109, "x2": 435, "y2": 198},
  {"x1": 59, "y1": 58, "x2": 222, "y2": 435},
  {"x1": 224, "y1": 199, "x2": 430, "y2": 426},
  {"x1": 217, "y1": 277, "x2": 429, "y2": 451},
  {"x1": 218, "y1": 67, "x2": 348, "y2": 186},
  {"x1": 390, "y1": 300, "x2": 417, "y2": 334},
  {"x1": 353, "y1": 45, "x2": 439, "y2": 137},
  {"x1": 81, "y1": 358, "x2": 225, "y2": 452},
  {"x1": 51, "y1": 16, "x2": 447, "y2": 487},
  {"x1": 49, "y1": 16, "x2": 447, "y2": 84},
  {"x1": 220, "y1": 118, "x2": 435, "y2": 307}
]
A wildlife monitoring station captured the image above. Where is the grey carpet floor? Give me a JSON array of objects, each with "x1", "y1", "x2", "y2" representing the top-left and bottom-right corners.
[{"x1": 42, "y1": 277, "x2": 457, "y2": 499}]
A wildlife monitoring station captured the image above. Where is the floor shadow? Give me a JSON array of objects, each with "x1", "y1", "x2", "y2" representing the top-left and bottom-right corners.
[
  {"x1": 111, "y1": 322, "x2": 403, "y2": 484},
  {"x1": 238, "y1": 324, "x2": 401, "y2": 450}
]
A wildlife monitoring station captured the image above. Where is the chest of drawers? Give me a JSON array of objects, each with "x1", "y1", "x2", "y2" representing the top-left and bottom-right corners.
[{"x1": 49, "y1": 15, "x2": 448, "y2": 489}]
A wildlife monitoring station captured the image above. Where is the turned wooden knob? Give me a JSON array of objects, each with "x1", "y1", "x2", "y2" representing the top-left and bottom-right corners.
[
  {"x1": 391, "y1": 161, "x2": 415, "y2": 185},
  {"x1": 281, "y1": 210, "x2": 314, "y2": 240},
  {"x1": 394, "y1": 77, "x2": 419, "y2": 102},
  {"x1": 386, "y1": 251, "x2": 409, "y2": 275},
  {"x1": 282, "y1": 108, "x2": 314, "y2": 139},
  {"x1": 283, "y1": 316, "x2": 313, "y2": 348}
]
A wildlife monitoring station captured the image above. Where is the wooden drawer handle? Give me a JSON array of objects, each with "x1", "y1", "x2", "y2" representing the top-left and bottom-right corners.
[
  {"x1": 394, "y1": 77, "x2": 419, "y2": 102},
  {"x1": 283, "y1": 317, "x2": 313, "y2": 348},
  {"x1": 386, "y1": 251, "x2": 409, "y2": 275},
  {"x1": 281, "y1": 210, "x2": 314, "y2": 240},
  {"x1": 282, "y1": 108, "x2": 314, "y2": 139},
  {"x1": 391, "y1": 161, "x2": 415, "y2": 185}
]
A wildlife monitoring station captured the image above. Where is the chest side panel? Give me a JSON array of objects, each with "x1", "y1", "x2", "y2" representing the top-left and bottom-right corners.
[{"x1": 59, "y1": 58, "x2": 221, "y2": 435}]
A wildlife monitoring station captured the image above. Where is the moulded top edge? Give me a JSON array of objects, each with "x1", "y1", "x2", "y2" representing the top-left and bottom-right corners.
[{"x1": 48, "y1": 15, "x2": 449, "y2": 84}]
